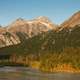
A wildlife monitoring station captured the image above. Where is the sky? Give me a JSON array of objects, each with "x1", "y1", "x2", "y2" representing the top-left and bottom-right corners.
[{"x1": 0, "y1": 0, "x2": 80, "y2": 26}]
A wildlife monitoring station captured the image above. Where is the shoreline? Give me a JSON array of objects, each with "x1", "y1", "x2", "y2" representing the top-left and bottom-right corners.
[
  {"x1": 40, "y1": 68, "x2": 80, "y2": 73},
  {"x1": 0, "y1": 65, "x2": 80, "y2": 73},
  {"x1": 0, "y1": 61, "x2": 80, "y2": 73}
]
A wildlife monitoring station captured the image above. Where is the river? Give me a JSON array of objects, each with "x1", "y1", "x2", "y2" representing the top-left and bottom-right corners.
[{"x1": 0, "y1": 66, "x2": 80, "y2": 80}]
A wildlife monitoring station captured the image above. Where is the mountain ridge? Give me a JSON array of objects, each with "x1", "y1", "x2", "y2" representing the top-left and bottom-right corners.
[{"x1": 61, "y1": 11, "x2": 80, "y2": 28}]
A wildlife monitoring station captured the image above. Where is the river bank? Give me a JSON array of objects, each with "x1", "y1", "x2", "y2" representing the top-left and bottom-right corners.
[
  {"x1": 30, "y1": 62, "x2": 80, "y2": 73},
  {"x1": 0, "y1": 66, "x2": 80, "y2": 80},
  {"x1": 0, "y1": 61, "x2": 80, "y2": 73}
]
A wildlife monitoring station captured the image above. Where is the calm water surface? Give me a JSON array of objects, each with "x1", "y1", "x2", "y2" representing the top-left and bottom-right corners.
[{"x1": 0, "y1": 66, "x2": 80, "y2": 80}]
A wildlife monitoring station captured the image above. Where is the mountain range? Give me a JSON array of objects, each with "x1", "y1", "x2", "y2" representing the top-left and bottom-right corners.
[{"x1": 0, "y1": 11, "x2": 80, "y2": 53}]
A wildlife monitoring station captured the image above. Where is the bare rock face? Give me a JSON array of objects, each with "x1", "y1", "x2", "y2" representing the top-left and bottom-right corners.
[
  {"x1": 0, "y1": 17, "x2": 56, "y2": 48},
  {"x1": 7, "y1": 16, "x2": 55, "y2": 37},
  {"x1": 0, "y1": 31, "x2": 20, "y2": 48},
  {"x1": 61, "y1": 11, "x2": 80, "y2": 28}
]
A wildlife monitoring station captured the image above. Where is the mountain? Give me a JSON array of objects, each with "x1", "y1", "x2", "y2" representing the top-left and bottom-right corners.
[
  {"x1": 0, "y1": 16, "x2": 56, "y2": 48},
  {"x1": 7, "y1": 16, "x2": 56, "y2": 36},
  {"x1": 61, "y1": 11, "x2": 80, "y2": 29}
]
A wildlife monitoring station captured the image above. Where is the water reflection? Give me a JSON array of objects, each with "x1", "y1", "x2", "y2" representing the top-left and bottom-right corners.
[{"x1": 0, "y1": 67, "x2": 80, "y2": 80}]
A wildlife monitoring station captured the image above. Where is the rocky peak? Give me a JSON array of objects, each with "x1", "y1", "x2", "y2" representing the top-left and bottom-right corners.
[
  {"x1": 35, "y1": 16, "x2": 51, "y2": 23},
  {"x1": 16, "y1": 18, "x2": 24, "y2": 21},
  {"x1": 7, "y1": 16, "x2": 56, "y2": 34},
  {"x1": 9, "y1": 18, "x2": 27, "y2": 27},
  {"x1": 73, "y1": 11, "x2": 80, "y2": 18},
  {"x1": 34, "y1": 16, "x2": 57, "y2": 30}
]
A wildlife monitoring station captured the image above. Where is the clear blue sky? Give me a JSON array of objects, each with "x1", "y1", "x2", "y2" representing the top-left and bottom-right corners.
[{"x1": 0, "y1": 0, "x2": 80, "y2": 26}]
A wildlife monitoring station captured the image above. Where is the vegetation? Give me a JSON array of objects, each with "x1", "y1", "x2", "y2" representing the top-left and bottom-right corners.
[{"x1": 0, "y1": 25, "x2": 80, "y2": 73}]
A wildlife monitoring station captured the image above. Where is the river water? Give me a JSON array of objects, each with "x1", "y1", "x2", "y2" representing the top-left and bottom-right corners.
[{"x1": 0, "y1": 66, "x2": 80, "y2": 80}]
